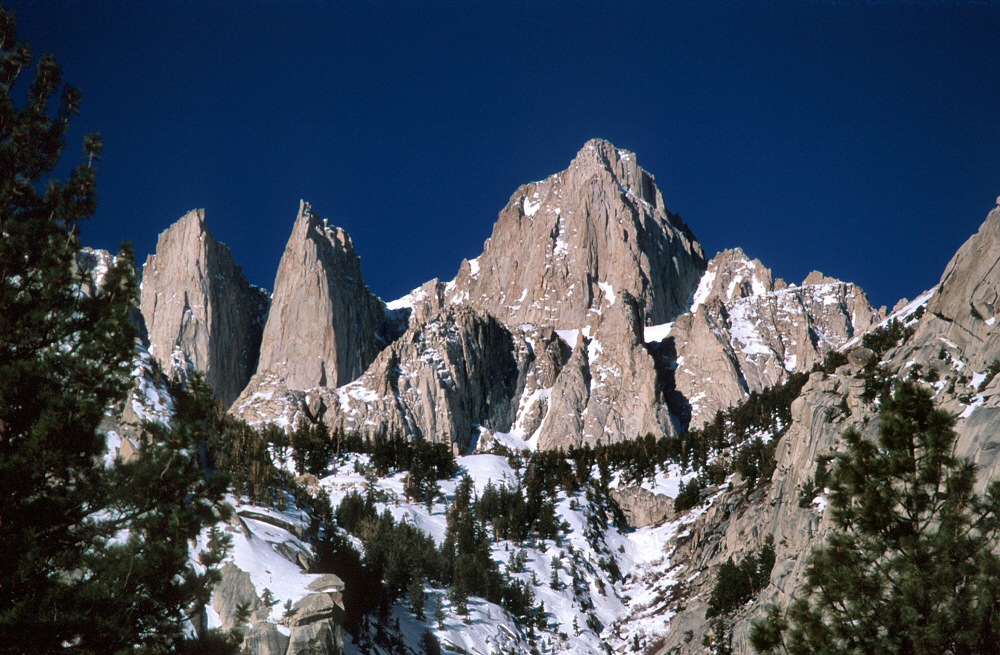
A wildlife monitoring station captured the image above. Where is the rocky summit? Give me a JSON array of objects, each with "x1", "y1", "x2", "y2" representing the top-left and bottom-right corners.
[
  {"x1": 120, "y1": 141, "x2": 1000, "y2": 655},
  {"x1": 254, "y1": 200, "x2": 390, "y2": 392},
  {"x1": 440, "y1": 138, "x2": 706, "y2": 330},
  {"x1": 139, "y1": 209, "x2": 269, "y2": 407},
  {"x1": 133, "y1": 141, "x2": 882, "y2": 451}
]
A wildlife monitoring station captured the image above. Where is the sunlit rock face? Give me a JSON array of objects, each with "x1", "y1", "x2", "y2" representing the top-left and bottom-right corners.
[
  {"x1": 254, "y1": 200, "x2": 388, "y2": 392},
  {"x1": 139, "y1": 209, "x2": 269, "y2": 407},
  {"x1": 443, "y1": 138, "x2": 706, "y2": 330}
]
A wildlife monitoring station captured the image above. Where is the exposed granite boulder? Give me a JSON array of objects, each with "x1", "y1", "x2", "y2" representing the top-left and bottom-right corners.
[
  {"x1": 286, "y1": 593, "x2": 345, "y2": 655},
  {"x1": 254, "y1": 201, "x2": 387, "y2": 391},
  {"x1": 139, "y1": 209, "x2": 269, "y2": 406},
  {"x1": 213, "y1": 563, "x2": 264, "y2": 633},
  {"x1": 242, "y1": 622, "x2": 289, "y2": 655},
  {"x1": 611, "y1": 486, "x2": 675, "y2": 528}
]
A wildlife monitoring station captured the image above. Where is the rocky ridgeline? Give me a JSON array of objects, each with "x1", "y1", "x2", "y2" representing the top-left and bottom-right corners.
[
  {"x1": 139, "y1": 209, "x2": 269, "y2": 407},
  {"x1": 227, "y1": 140, "x2": 710, "y2": 448},
  {"x1": 439, "y1": 138, "x2": 706, "y2": 329},
  {"x1": 665, "y1": 248, "x2": 882, "y2": 428},
  {"x1": 142, "y1": 140, "x2": 878, "y2": 451},
  {"x1": 656, "y1": 201, "x2": 1000, "y2": 653}
]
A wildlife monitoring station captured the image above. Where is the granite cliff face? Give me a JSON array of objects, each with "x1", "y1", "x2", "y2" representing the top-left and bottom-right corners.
[
  {"x1": 235, "y1": 142, "x2": 706, "y2": 449},
  {"x1": 229, "y1": 143, "x2": 879, "y2": 451},
  {"x1": 534, "y1": 292, "x2": 676, "y2": 449},
  {"x1": 660, "y1": 248, "x2": 882, "y2": 428},
  {"x1": 254, "y1": 201, "x2": 389, "y2": 392},
  {"x1": 139, "y1": 210, "x2": 269, "y2": 407},
  {"x1": 443, "y1": 139, "x2": 706, "y2": 329},
  {"x1": 655, "y1": 202, "x2": 1000, "y2": 654}
]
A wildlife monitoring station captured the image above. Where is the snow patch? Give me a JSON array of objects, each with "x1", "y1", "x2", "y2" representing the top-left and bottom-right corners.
[
  {"x1": 689, "y1": 268, "x2": 716, "y2": 314},
  {"x1": 523, "y1": 195, "x2": 541, "y2": 217},
  {"x1": 597, "y1": 281, "x2": 616, "y2": 306},
  {"x1": 556, "y1": 329, "x2": 580, "y2": 350},
  {"x1": 644, "y1": 322, "x2": 673, "y2": 343}
]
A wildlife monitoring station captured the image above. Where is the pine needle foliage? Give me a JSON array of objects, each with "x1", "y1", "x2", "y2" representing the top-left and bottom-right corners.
[
  {"x1": 0, "y1": 6, "x2": 230, "y2": 652},
  {"x1": 751, "y1": 381, "x2": 1000, "y2": 655}
]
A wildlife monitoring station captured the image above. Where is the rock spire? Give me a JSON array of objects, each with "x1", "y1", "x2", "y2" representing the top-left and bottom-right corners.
[
  {"x1": 139, "y1": 209, "x2": 269, "y2": 406},
  {"x1": 253, "y1": 201, "x2": 387, "y2": 391}
]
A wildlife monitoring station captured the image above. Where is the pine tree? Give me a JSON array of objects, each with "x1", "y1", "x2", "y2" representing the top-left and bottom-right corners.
[
  {"x1": 0, "y1": 6, "x2": 229, "y2": 652},
  {"x1": 751, "y1": 381, "x2": 1000, "y2": 655}
]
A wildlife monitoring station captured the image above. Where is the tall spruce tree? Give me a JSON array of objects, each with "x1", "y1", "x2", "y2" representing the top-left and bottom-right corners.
[
  {"x1": 0, "y1": 6, "x2": 229, "y2": 653},
  {"x1": 751, "y1": 381, "x2": 1000, "y2": 655}
]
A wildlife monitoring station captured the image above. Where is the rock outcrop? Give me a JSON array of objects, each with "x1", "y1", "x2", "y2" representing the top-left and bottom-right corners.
[
  {"x1": 253, "y1": 201, "x2": 387, "y2": 392},
  {"x1": 611, "y1": 486, "x2": 676, "y2": 528},
  {"x1": 900, "y1": 205, "x2": 1000, "y2": 372},
  {"x1": 139, "y1": 209, "x2": 269, "y2": 406},
  {"x1": 237, "y1": 306, "x2": 550, "y2": 451},
  {"x1": 444, "y1": 139, "x2": 706, "y2": 330},
  {"x1": 658, "y1": 203, "x2": 1000, "y2": 653},
  {"x1": 536, "y1": 293, "x2": 676, "y2": 449},
  {"x1": 661, "y1": 249, "x2": 882, "y2": 427}
]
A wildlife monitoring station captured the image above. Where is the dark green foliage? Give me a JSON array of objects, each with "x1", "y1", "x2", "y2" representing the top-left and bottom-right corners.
[
  {"x1": 979, "y1": 359, "x2": 1000, "y2": 392},
  {"x1": 476, "y1": 480, "x2": 562, "y2": 543},
  {"x1": 362, "y1": 509, "x2": 442, "y2": 599},
  {"x1": 861, "y1": 318, "x2": 915, "y2": 359},
  {"x1": 675, "y1": 478, "x2": 704, "y2": 512},
  {"x1": 421, "y1": 630, "x2": 442, "y2": 655},
  {"x1": 441, "y1": 477, "x2": 505, "y2": 608},
  {"x1": 734, "y1": 437, "x2": 777, "y2": 490},
  {"x1": 312, "y1": 529, "x2": 379, "y2": 634},
  {"x1": 368, "y1": 431, "x2": 457, "y2": 479},
  {"x1": 408, "y1": 576, "x2": 426, "y2": 620},
  {"x1": 797, "y1": 454, "x2": 833, "y2": 508},
  {"x1": 704, "y1": 619, "x2": 733, "y2": 655},
  {"x1": 751, "y1": 382, "x2": 1000, "y2": 655},
  {"x1": 291, "y1": 421, "x2": 333, "y2": 476},
  {"x1": 0, "y1": 8, "x2": 229, "y2": 652},
  {"x1": 334, "y1": 489, "x2": 377, "y2": 534},
  {"x1": 856, "y1": 318, "x2": 916, "y2": 403},
  {"x1": 706, "y1": 537, "x2": 775, "y2": 618},
  {"x1": 176, "y1": 632, "x2": 240, "y2": 655},
  {"x1": 860, "y1": 362, "x2": 893, "y2": 404}
]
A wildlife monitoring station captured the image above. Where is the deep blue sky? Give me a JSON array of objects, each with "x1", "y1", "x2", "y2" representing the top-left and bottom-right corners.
[{"x1": 9, "y1": 1, "x2": 1000, "y2": 311}]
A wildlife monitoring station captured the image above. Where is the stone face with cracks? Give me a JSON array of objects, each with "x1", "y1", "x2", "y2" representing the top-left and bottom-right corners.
[
  {"x1": 444, "y1": 138, "x2": 706, "y2": 330},
  {"x1": 254, "y1": 201, "x2": 388, "y2": 392},
  {"x1": 139, "y1": 209, "x2": 269, "y2": 406}
]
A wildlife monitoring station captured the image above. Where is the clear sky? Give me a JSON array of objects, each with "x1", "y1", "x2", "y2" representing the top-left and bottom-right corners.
[{"x1": 9, "y1": 0, "x2": 1000, "y2": 311}]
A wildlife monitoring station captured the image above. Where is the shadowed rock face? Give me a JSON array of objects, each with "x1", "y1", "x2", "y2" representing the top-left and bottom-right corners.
[
  {"x1": 254, "y1": 201, "x2": 387, "y2": 392},
  {"x1": 139, "y1": 209, "x2": 269, "y2": 407},
  {"x1": 443, "y1": 138, "x2": 707, "y2": 330},
  {"x1": 308, "y1": 306, "x2": 538, "y2": 452}
]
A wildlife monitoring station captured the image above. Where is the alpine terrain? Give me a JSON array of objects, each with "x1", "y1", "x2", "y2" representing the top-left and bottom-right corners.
[{"x1": 27, "y1": 130, "x2": 1000, "y2": 654}]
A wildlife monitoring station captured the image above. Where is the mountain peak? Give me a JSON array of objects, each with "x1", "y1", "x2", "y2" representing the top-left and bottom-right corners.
[
  {"x1": 252, "y1": 202, "x2": 386, "y2": 392},
  {"x1": 444, "y1": 141, "x2": 705, "y2": 329},
  {"x1": 139, "y1": 209, "x2": 269, "y2": 406}
]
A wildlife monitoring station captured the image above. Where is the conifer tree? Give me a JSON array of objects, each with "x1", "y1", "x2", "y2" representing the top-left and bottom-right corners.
[
  {"x1": 0, "y1": 6, "x2": 229, "y2": 652},
  {"x1": 751, "y1": 381, "x2": 1000, "y2": 655}
]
